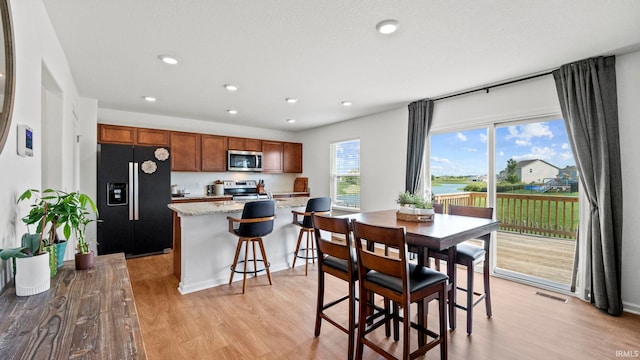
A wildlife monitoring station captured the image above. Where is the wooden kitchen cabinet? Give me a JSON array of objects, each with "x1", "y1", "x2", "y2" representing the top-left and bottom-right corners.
[
  {"x1": 170, "y1": 132, "x2": 201, "y2": 171},
  {"x1": 283, "y1": 142, "x2": 303, "y2": 173},
  {"x1": 137, "y1": 128, "x2": 170, "y2": 146},
  {"x1": 262, "y1": 141, "x2": 283, "y2": 173},
  {"x1": 98, "y1": 124, "x2": 136, "y2": 144},
  {"x1": 201, "y1": 134, "x2": 227, "y2": 172},
  {"x1": 228, "y1": 137, "x2": 262, "y2": 151}
]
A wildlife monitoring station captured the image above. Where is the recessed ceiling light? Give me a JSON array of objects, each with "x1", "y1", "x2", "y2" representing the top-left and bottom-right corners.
[
  {"x1": 224, "y1": 84, "x2": 238, "y2": 91},
  {"x1": 143, "y1": 96, "x2": 157, "y2": 102},
  {"x1": 0, "y1": 73, "x2": 4, "y2": 77},
  {"x1": 285, "y1": 98, "x2": 298, "y2": 104},
  {"x1": 286, "y1": 119, "x2": 296, "y2": 123},
  {"x1": 227, "y1": 109, "x2": 238, "y2": 114},
  {"x1": 158, "y1": 55, "x2": 179, "y2": 65},
  {"x1": 376, "y1": 19, "x2": 400, "y2": 34},
  {"x1": 341, "y1": 101, "x2": 353, "y2": 106}
]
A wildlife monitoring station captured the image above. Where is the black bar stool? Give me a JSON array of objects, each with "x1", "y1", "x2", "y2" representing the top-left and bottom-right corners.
[{"x1": 291, "y1": 197, "x2": 331, "y2": 275}]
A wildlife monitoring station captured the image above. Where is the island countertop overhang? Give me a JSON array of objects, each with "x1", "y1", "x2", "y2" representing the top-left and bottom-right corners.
[{"x1": 168, "y1": 197, "x2": 311, "y2": 217}]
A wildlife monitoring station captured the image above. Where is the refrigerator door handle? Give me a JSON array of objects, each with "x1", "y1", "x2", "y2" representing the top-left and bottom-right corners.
[
  {"x1": 133, "y1": 162, "x2": 139, "y2": 220},
  {"x1": 128, "y1": 162, "x2": 134, "y2": 220}
]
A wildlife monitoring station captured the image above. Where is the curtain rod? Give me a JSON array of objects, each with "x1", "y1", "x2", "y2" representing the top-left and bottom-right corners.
[{"x1": 431, "y1": 69, "x2": 556, "y2": 102}]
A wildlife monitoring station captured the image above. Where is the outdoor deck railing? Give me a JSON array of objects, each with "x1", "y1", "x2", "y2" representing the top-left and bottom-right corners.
[{"x1": 434, "y1": 192, "x2": 579, "y2": 239}]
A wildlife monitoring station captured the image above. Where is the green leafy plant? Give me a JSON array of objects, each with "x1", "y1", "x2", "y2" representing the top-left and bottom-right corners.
[
  {"x1": 18, "y1": 189, "x2": 99, "y2": 255},
  {"x1": 396, "y1": 191, "x2": 433, "y2": 209}
]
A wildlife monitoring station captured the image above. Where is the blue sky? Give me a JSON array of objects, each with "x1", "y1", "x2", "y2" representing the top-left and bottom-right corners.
[{"x1": 430, "y1": 119, "x2": 575, "y2": 176}]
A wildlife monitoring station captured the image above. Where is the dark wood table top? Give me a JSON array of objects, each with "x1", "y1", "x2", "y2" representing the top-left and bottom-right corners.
[
  {"x1": 0, "y1": 253, "x2": 146, "y2": 359},
  {"x1": 345, "y1": 209, "x2": 499, "y2": 250}
]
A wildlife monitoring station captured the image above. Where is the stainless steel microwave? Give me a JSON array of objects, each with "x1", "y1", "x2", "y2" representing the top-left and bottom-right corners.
[{"x1": 228, "y1": 150, "x2": 263, "y2": 172}]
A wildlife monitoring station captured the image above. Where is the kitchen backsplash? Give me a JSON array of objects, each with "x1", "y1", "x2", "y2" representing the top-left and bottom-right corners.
[{"x1": 170, "y1": 172, "x2": 300, "y2": 195}]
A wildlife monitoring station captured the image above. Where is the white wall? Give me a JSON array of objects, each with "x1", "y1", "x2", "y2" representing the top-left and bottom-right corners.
[
  {"x1": 617, "y1": 50, "x2": 640, "y2": 314},
  {"x1": 297, "y1": 107, "x2": 408, "y2": 212},
  {"x1": 0, "y1": 0, "x2": 93, "y2": 288}
]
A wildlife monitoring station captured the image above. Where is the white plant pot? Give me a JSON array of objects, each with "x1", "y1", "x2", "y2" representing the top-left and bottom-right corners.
[
  {"x1": 414, "y1": 208, "x2": 434, "y2": 216},
  {"x1": 15, "y1": 253, "x2": 51, "y2": 296},
  {"x1": 399, "y1": 205, "x2": 414, "y2": 214},
  {"x1": 399, "y1": 205, "x2": 434, "y2": 215}
]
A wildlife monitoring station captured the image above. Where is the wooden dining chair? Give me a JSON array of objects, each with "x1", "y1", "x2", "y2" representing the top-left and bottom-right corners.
[
  {"x1": 291, "y1": 197, "x2": 331, "y2": 275},
  {"x1": 352, "y1": 220, "x2": 448, "y2": 360},
  {"x1": 227, "y1": 200, "x2": 276, "y2": 294},
  {"x1": 430, "y1": 204, "x2": 493, "y2": 335},
  {"x1": 312, "y1": 214, "x2": 358, "y2": 360}
]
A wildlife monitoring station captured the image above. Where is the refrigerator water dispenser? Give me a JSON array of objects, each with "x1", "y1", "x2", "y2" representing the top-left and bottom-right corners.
[{"x1": 107, "y1": 183, "x2": 128, "y2": 206}]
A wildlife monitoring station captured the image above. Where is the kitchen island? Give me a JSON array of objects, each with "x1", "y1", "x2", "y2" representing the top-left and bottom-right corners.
[{"x1": 168, "y1": 197, "x2": 309, "y2": 294}]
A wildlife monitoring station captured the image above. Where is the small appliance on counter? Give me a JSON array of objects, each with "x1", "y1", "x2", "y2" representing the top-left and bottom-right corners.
[
  {"x1": 206, "y1": 181, "x2": 225, "y2": 196},
  {"x1": 224, "y1": 180, "x2": 269, "y2": 200}
]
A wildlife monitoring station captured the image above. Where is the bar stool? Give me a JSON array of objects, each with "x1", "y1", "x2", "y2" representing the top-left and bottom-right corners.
[
  {"x1": 291, "y1": 197, "x2": 331, "y2": 275},
  {"x1": 227, "y1": 200, "x2": 276, "y2": 294},
  {"x1": 429, "y1": 204, "x2": 493, "y2": 335},
  {"x1": 352, "y1": 220, "x2": 448, "y2": 360}
]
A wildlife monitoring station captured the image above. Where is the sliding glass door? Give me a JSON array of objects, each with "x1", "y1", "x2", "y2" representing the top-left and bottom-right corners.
[{"x1": 429, "y1": 118, "x2": 579, "y2": 290}]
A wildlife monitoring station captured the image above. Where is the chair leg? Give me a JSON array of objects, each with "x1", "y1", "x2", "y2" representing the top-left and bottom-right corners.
[
  {"x1": 439, "y1": 283, "x2": 448, "y2": 360},
  {"x1": 466, "y1": 263, "x2": 474, "y2": 335},
  {"x1": 292, "y1": 229, "x2": 304, "y2": 269},
  {"x1": 242, "y1": 238, "x2": 250, "y2": 294},
  {"x1": 257, "y1": 238, "x2": 273, "y2": 285},
  {"x1": 305, "y1": 230, "x2": 310, "y2": 276},
  {"x1": 229, "y1": 238, "x2": 244, "y2": 285},
  {"x1": 347, "y1": 280, "x2": 356, "y2": 360},
  {"x1": 402, "y1": 301, "x2": 410, "y2": 360},
  {"x1": 252, "y1": 240, "x2": 258, "y2": 277},
  {"x1": 356, "y1": 287, "x2": 367, "y2": 360},
  {"x1": 314, "y1": 270, "x2": 324, "y2": 337},
  {"x1": 484, "y1": 259, "x2": 492, "y2": 317},
  {"x1": 393, "y1": 302, "x2": 400, "y2": 342}
]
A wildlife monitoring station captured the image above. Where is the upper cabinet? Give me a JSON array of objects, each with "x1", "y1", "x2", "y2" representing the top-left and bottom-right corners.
[
  {"x1": 228, "y1": 137, "x2": 262, "y2": 152},
  {"x1": 201, "y1": 135, "x2": 227, "y2": 172},
  {"x1": 262, "y1": 141, "x2": 283, "y2": 173},
  {"x1": 98, "y1": 124, "x2": 136, "y2": 144},
  {"x1": 137, "y1": 128, "x2": 170, "y2": 146},
  {"x1": 98, "y1": 124, "x2": 169, "y2": 146},
  {"x1": 170, "y1": 132, "x2": 201, "y2": 171},
  {"x1": 97, "y1": 124, "x2": 302, "y2": 173},
  {"x1": 283, "y1": 142, "x2": 303, "y2": 173}
]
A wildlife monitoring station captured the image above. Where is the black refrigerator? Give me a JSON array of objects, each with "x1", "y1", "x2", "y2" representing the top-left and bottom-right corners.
[{"x1": 97, "y1": 144, "x2": 172, "y2": 257}]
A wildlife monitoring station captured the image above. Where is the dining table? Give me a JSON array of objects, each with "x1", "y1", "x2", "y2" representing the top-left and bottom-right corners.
[{"x1": 343, "y1": 209, "x2": 499, "y2": 331}]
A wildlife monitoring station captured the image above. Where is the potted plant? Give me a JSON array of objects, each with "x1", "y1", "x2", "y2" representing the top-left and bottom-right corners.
[
  {"x1": 18, "y1": 189, "x2": 99, "y2": 271},
  {"x1": 0, "y1": 209, "x2": 52, "y2": 296},
  {"x1": 18, "y1": 189, "x2": 69, "y2": 269},
  {"x1": 396, "y1": 191, "x2": 434, "y2": 215}
]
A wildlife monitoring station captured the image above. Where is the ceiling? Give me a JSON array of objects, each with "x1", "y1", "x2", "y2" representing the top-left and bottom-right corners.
[{"x1": 43, "y1": 0, "x2": 640, "y2": 132}]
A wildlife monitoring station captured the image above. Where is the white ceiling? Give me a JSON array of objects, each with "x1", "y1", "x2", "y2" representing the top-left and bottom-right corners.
[{"x1": 43, "y1": 0, "x2": 640, "y2": 132}]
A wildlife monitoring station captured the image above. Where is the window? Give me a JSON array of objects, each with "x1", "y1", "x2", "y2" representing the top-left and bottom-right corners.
[{"x1": 330, "y1": 139, "x2": 360, "y2": 210}]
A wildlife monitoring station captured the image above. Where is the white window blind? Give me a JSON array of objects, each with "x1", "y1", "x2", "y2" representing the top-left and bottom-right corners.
[{"x1": 330, "y1": 139, "x2": 360, "y2": 209}]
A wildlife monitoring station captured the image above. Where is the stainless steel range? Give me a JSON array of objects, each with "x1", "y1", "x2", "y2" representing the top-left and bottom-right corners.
[{"x1": 223, "y1": 180, "x2": 269, "y2": 200}]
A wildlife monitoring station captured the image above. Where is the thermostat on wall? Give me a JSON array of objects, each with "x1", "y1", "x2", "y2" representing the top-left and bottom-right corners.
[{"x1": 17, "y1": 124, "x2": 33, "y2": 157}]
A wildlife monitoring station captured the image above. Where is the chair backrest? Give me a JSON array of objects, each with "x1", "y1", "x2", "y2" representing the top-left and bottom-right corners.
[
  {"x1": 352, "y1": 220, "x2": 408, "y2": 299},
  {"x1": 302, "y1": 197, "x2": 332, "y2": 228},
  {"x1": 312, "y1": 214, "x2": 354, "y2": 269},
  {"x1": 238, "y1": 200, "x2": 276, "y2": 237},
  {"x1": 449, "y1": 205, "x2": 494, "y2": 243},
  {"x1": 433, "y1": 203, "x2": 444, "y2": 214}
]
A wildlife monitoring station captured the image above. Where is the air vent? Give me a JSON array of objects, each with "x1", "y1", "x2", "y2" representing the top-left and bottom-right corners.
[{"x1": 535, "y1": 291, "x2": 568, "y2": 303}]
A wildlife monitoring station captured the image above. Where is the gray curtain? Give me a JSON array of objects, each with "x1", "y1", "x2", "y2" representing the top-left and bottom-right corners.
[
  {"x1": 406, "y1": 99, "x2": 434, "y2": 194},
  {"x1": 553, "y1": 56, "x2": 623, "y2": 315}
]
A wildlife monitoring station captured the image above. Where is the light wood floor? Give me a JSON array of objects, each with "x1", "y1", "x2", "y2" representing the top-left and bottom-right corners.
[{"x1": 127, "y1": 253, "x2": 640, "y2": 359}]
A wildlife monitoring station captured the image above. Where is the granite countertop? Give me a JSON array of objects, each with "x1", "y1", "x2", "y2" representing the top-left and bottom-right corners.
[
  {"x1": 171, "y1": 194, "x2": 232, "y2": 200},
  {"x1": 168, "y1": 197, "x2": 310, "y2": 216}
]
